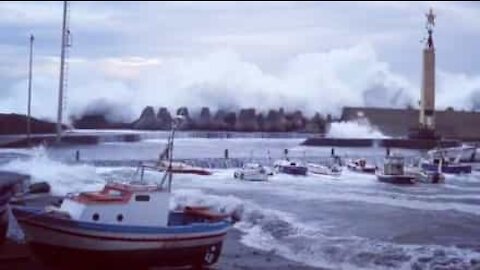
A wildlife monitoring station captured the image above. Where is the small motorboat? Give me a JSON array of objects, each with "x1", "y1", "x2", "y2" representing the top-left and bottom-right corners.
[
  {"x1": 416, "y1": 170, "x2": 445, "y2": 184},
  {"x1": 376, "y1": 155, "x2": 415, "y2": 185},
  {"x1": 307, "y1": 163, "x2": 342, "y2": 177},
  {"x1": 156, "y1": 160, "x2": 212, "y2": 176},
  {"x1": 233, "y1": 163, "x2": 269, "y2": 181},
  {"x1": 12, "y1": 117, "x2": 233, "y2": 269},
  {"x1": 406, "y1": 166, "x2": 445, "y2": 184},
  {"x1": 406, "y1": 157, "x2": 445, "y2": 184},
  {"x1": 0, "y1": 171, "x2": 29, "y2": 244},
  {"x1": 346, "y1": 158, "x2": 376, "y2": 174},
  {"x1": 274, "y1": 159, "x2": 308, "y2": 176}
]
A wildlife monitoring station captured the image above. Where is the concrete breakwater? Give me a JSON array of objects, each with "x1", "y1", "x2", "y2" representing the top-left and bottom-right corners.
[{"x1": 301, "y1": 137, "x2": 461, "y2": 150}]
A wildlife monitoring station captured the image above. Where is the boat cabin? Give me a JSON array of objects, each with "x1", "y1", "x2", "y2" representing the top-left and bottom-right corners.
[
  {"x1": 383, "y1": 156, "x2": 405, "y2": 175},
  {"x1": 59, "y1": 182, "x2": 170, "y2": 226}
]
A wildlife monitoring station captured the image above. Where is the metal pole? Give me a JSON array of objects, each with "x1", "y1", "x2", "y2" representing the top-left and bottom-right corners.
[
  {"x1": 27, "y1": 34, "x2": 34, "y2": 146},
  {"x1": 168, "y1": 125, "x2": 176, "y2": 192},
  {"x1": 56, "y1": 1, "x2": 68, "y2": 143}
]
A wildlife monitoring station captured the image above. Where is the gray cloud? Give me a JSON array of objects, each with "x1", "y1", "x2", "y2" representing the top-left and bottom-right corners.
[{"x1": 1, "y1": 1, "x2": 480, "y2": 121}]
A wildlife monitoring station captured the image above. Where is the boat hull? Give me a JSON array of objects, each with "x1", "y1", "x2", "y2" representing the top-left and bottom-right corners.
[
  {"x1": 234, "y1": 171, "x2": 268, "y2": 181},
  {"x1": 308, "y1": 164, "x2": 341, "y2": 177},
  {"x1": 421, "y1": 163, "x2": 471, "y2": 174},
  {"x1": 377, "y1": 174, "x2": 415, "y2": 185},
  {"x1": 13, "y1": 207, "x2": 230, "y2": 268},
  {"x1": 27, "y1": 240, "x2": 223, "y2": 269},
  {"x1": 170, "y1": 168, "x2": 212, "y2": 176},
  {"x1": 276, "y1": 166, "x2": 307, "y2": 176}
]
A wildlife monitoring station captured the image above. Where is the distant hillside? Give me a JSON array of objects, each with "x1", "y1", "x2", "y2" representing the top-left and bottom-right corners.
[{"x1": 0, "y1": 113, "x2": 63, "y2": 135}]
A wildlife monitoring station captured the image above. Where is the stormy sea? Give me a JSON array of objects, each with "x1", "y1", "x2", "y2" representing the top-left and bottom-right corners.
[{"x1": 1, "y1": 132, "x2": 480, "y2": 270}]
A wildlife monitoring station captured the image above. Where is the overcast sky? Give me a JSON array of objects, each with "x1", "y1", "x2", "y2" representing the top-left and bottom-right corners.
[{"x1": 2, "y1": 1, "x2": 480, "y2": 121}]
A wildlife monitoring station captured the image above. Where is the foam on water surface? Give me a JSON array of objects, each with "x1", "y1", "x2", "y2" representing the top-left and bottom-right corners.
[{"x1": 1, "y1": 141, "x2": 480, "y2": 269}]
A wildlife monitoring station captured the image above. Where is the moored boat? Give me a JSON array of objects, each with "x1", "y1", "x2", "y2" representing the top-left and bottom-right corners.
[
  {"x1": 12, "y1": 117, "x2": 233, "y2": 269},
  {"x1": 274, "y1": 159, "x2": 308, "y2": 176},
  {"x1": 307, "y1": 163, "x2": 342, "y2": 177},
  {"x1": 416, "y1": 170, "x2": 445, "y2": 184},
  {"x1": 12, "y1": 182, "x2": 231, "y2": 268},
  {"x1": 346, "y1": 158, "x2": 376, "y2": 174},
  {"x1": 234, "y1": 163, "x2": 269, "y2": 181},
  {"x1": 420, "y1": 157, "x2": 471, "y2": 174},
  {"x1": 376, "y1": 155, "x2": 415, "y2": 185},
  {"x1": 427, "y1": 145, "x2": 478, "y2": 163},
  {"x1": 156, "y1": 160, "x2": 212, "y2": 175}
]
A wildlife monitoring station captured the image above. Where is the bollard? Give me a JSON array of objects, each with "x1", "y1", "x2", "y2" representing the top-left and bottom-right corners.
[
  {"x1": 331, "y1": 148, "x2": 335, "y2": 157},
  {"x1": 75, "y1": 150, "x2": 80, "y2": 162}
]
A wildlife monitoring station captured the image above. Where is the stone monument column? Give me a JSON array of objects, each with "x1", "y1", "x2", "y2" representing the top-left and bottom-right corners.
[{"x1": 419, "y1": 8, "x2": 436, "y2": 130}]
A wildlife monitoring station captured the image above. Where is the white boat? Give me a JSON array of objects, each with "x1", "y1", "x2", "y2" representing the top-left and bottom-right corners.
[
  {"x1": 376, "y1": 155, "x2": 415, "y2": 185},
  {"x1": 346, "y1": 158, "x2": 377, "y2": 174},
  {"x1": 156, "y1": 160, "x2": 212, "y2": 175},
  {"x1": 427, "y1": 145, "x2": 478, "y2": 163},
  {"x1": 233, "y1": 163, "x2": 269, "y2": 181},
  {"x1": 405, "y1": 166, "x2": 445, "y2": 184},
  {"x1": 12, "y1": 117, "x2": 233, "y2": 269},
  {"x1": 307, "y1": 163, "x2": 342, "y2": 177}
]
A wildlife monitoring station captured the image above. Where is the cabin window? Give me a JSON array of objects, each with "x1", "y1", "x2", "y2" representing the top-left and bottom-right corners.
[
  {"x1": 92, "y1": 213, "x2": 99, "y2": 221},
  {"x1": 117, "y1": 214, "x2": 124, "y2": 222},
  {"x1": 135, "y1": 195, "x2": 150, "y2": 202}
]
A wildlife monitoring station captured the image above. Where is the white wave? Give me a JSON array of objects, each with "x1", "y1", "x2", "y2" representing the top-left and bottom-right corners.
[
  {"x1": 171, "y1": 188, "x2": 480, "y2": 270},
  {"x1": 327, "y1": 120, "x2": 388, "y2": 139},
  {"x1": 0, "y1": 146, "x2": 105, "y2": 195}
]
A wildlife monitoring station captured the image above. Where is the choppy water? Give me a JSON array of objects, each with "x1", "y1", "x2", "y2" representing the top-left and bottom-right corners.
[{"x1": 1, "y1": 138, "x2": 480, "y2": 270}]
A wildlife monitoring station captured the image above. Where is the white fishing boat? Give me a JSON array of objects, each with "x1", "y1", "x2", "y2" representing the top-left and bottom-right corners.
[
  {"x1": 233, "y1": 163, "x2": 269, "y2": 181},
  {"x1": 12, "y1": 117, "x2": 233, "y2": 269},
  {"x1": 376, "y1": 155, "x2": 415, "y2": 185},
  {"x1": 307, "y1": 163, "x2": 342, "y2": 177}
]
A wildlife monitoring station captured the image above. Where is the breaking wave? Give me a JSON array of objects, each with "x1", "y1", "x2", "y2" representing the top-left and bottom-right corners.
[{"x1": 327, "y1": 120, "x2": 388, "y2": 139}]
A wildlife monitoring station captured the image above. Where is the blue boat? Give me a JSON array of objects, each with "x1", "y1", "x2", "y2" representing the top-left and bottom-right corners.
[
  {"x1": 421, "y1": 158, "x2": 472, "y2": 174},
  {"x1": 274, "y1": 159, "x2": 308, "y2": 176},
  {"x1": 0, "y1": 171, "x2": 28, "y2": 244}
]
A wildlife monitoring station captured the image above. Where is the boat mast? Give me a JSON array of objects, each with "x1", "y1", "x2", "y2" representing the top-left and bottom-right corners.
[
  {"x1": 160, "y1": 116, "x2": 182, "y2": 191},
  {"x1": 27, "y1": 34, "x2": 34, "y2": 146},
  {"x1": 56, "y1": 1, "x2": 71, "y2": 142}
]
